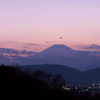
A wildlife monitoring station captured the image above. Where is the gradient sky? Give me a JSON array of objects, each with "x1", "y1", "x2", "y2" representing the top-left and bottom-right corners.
[{"x1": 0, "y1": 0, "x2": 100, "y2": 51}]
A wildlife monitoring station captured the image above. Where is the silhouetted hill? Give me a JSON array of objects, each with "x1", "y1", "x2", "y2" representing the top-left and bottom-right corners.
[{"x1": 0, "y1": 65, "x2": 67, "y2": 100}]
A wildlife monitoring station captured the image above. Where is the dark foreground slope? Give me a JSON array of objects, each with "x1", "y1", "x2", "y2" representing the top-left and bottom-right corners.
[
  {"x1": 0, "y1": 65, "x2": 67, "y2": 100},
  {"x1": 0, "y1": 65, "x2": 100, "y2": 100}
]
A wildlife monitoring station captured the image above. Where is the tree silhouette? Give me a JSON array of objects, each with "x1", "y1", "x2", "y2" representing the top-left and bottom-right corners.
[
  {"x1": 51, "y1": 74, "x2": 66, "y2": 89},
  {"x1": 0, "y1": 64, "x2": 100, "y2": 100}
]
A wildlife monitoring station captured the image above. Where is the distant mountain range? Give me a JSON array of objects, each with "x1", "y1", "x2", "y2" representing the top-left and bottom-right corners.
[
  {"x1": 20, "y1": 64, "x2": 100, "y2": 85},
  {"x1": 0, "y1": 44, "x2": 100, "y2": 71}
]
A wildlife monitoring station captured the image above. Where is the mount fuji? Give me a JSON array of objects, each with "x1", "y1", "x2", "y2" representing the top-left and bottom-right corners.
[{"x1": 19, "y1": 44, "x2": 100, "y2": 71}]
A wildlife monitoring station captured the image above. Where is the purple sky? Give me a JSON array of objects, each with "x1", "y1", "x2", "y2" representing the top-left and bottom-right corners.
[{"x1": 0, "y1": 0, "x2": 100, "y2": 51}]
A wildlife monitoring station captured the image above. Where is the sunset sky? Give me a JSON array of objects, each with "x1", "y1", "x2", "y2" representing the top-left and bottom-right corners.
[{"x1": 0, "y1": 0, "x2": 100, "y2": 51}]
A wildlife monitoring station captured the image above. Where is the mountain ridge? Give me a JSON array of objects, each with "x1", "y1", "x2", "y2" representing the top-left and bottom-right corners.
[{"x1": 20, "y1": 64, "x2": 100, "y2": 85}]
